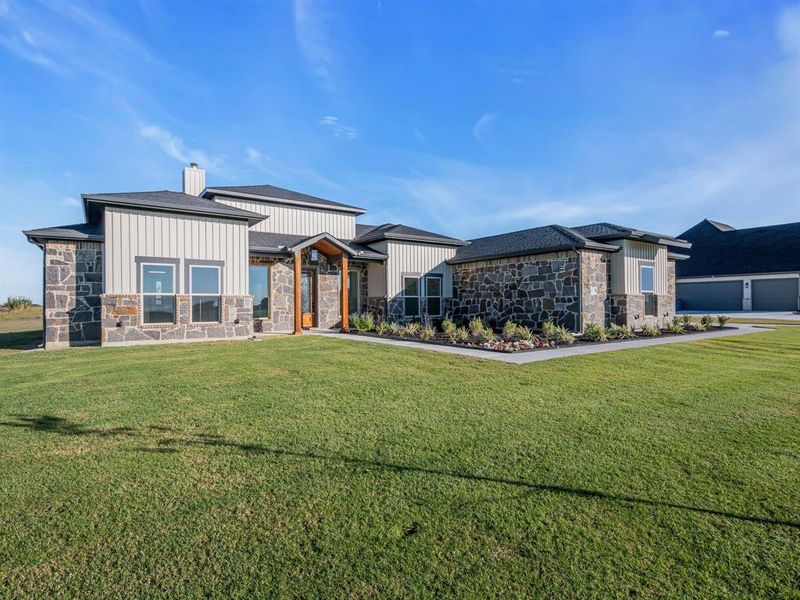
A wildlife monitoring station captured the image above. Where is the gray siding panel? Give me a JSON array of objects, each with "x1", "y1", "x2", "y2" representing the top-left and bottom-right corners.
[
  {"x1": 752, "y1": 278, "x2": 799, "y2": 311},
  {"x1": 676, "y1": 281, "x2": 743, "y2": 311}
]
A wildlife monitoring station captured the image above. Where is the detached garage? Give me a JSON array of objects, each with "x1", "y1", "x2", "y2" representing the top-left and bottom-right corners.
[{"x1": 676, "y1": 219, "x2": 800, "y2": 313}]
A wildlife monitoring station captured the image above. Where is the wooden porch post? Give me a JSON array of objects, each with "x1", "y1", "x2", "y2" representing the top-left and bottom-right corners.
[
  {"x1": 293, "y1": 250, "x2": 302, "y2": 335},
  {"x1": 340, "y1": 253, "x2": 349, "y2": 332}
]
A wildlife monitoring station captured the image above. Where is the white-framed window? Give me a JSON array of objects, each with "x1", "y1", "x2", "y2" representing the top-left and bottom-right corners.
[
  {"x1": 402, "y1": 276, "x2": 420, "y2": 318},
  {"x1": 425, "y1": 274, "x2": 443, "y2": 317},
  {"x1": 348, "y1": 269, "x2": 360, "y2": 314},
  {"x1": 190, "y1": 265, "x2": 221, "y2": 322},
  {"x1": 250, "y1": 265, "x2": 270, "y2": 319},
  {"x1": 640, "y1": 263, "x2": 655, "y2": 316},
  {"x1": 141, "y1": 263, "x2": 176, "y2": 324}
]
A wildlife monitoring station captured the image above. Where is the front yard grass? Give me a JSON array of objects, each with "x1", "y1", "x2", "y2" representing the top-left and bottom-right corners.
[{"x1": 0, "y1": 328, "x2": 798, "y2": 597}]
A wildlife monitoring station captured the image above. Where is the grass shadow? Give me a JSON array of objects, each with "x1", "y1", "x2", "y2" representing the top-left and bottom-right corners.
[{"x1": 3, "y1": 413, "x2": 798, "y2": 530}]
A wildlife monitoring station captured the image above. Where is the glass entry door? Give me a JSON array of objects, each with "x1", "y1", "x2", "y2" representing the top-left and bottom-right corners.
[{"x1": 301, "y1": 270, "x2": 315, "y2": 328}]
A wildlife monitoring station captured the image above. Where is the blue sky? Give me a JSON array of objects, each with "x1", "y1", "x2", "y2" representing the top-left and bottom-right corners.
[{"x1": 1, "y1": 0, "x2": 799, "y2": 299}]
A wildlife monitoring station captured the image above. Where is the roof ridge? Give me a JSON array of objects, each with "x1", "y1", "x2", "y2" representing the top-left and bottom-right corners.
[{"x1": 551, "y1": 224, "x2": 593, "y2": 245}]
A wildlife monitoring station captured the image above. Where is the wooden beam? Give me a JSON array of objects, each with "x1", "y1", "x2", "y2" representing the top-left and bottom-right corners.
[
  {"x1": 341, "y1": 253, "x2": 349, "y2": 332},
  {"x1": 293, "y1": 250, "x2": 302, "y2": 335}
]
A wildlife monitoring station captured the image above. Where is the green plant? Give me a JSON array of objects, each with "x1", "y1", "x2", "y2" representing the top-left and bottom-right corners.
[
  {"x1": 717, "y1": 315, "x2": 730, "y2": 328},
  {"x1": 553, "y1": 325, "x2": 576, "y2": 345},
  {"x1": 679, "y1": 314, "x2": 692, "y2": 327},
  {"x1": 700, "y1": 315, "x2": 714, "y2": 330},
  {"x1": 350, "y1": 313, "x2": 375, "y2": 333},
  {"x1": 478, "y1": 328, "x2": 495, "y2": 343},
  {"x1": 639, "y1": 323, "x2": 661, "y2": 337},
  {"x1": 449, "y1": 326, "x2": 469, "y2": 343},
  {"x1": 501, "y1": 320, "x2": 517, "y2": 340},
  {"x1": 403, "y1": 322, "x2": 421, "y2": 337},
  {"x1": 441, "y1": 318, "x2": 457, "y2": 336},
  {"x1": 665, "y1": 318, "x2": 685, "y2": 334},
  {"x1": 583, "y1": 323, "x2": 608, "y2": 342},
  {"x1": 542, "y1": 320, "x2": 558, "y2": 340},
  {"x1": 5, "y1": 296, "x2": 33, "y2": 311},
  {"x1": 468, "y1": 318, "x2": 485, "y2": 337},
  {"x1": 419, "y1": 326, "x2": 436, "y2": 341},
  {"x1": 608, "y1": 323, "x2": 636, "y2": 340},
  {"x1": 694, "y1": 319, "x2": 709, "y2": 332},
  {"x1": 515, "y1": 325, "x2": 536, "y2": 341},
  {"x1": 388, "y1": 322, "x2": 404, "y2": 337},
  {"x1": 375, "y1": 321, "x2": 391, "y2": 336}
]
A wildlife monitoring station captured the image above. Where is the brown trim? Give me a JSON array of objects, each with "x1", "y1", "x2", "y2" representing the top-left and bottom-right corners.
[
  {"x1": 341, "y1": 253, "x2": 349, "y2": 331},
  {"x1": 293, "y1": 251, "x2": 302, "y2": 335}
]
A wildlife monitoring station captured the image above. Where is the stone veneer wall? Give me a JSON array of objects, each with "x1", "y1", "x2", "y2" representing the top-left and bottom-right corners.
[
  {"x1": 451, "y1": 251, "x2": 582, "y2": 331},
  {"x1": 42, "y1": 241, "x2": 103, "y2": 348},
  {"x1": 101, "y1": 295, "x2": 252, "y2": 344},
  {"x1": 579, "y1": 250, "x2": 611, "y2": 329}
]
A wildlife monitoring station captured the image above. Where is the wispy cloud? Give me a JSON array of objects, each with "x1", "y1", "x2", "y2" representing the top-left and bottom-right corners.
[
  {"x1": 244, "y1": 145, "x2": 341, "y2": 190},
  {"x1": 293, "y1": 0, "x2": 337, "y2": 91},
  {"x1": 319, "y1": 116, "x2": 357, "y2": 139},
  {"x1": 138, "y1": 124, "x2": 228, "y2": 174},
  {"x1": 472, "y1": 113, "x2": 496, "y2": 146},
  {"x1": 61, "y1": 196, "x2": 81, "y2": 208},
  {"x1": 713, "y1": 29, "x2": 731, "y2": 38}
]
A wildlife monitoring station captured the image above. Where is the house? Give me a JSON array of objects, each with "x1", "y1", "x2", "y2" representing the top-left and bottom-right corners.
[
  {"x1": 675, "y1": 219, "x2": 800, "y2": 312},
  {"x1": 23, "y1": 164, "x2": 690, "y2": 348}
]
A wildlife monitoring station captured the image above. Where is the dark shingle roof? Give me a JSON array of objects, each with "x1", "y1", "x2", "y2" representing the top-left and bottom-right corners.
[
  {"x1": 204, "y1": 185, "x2": 365, "y2": 214},
  {"x1": 83, "y1": 190, "x2": 266, "y2": 225},
  {"x1": 355, "y1": 223, "x2": 379, "y2": 238},
  {"x1": 677, "y1": 219, "x2": 800, "y2": 277},
  {"x1": 23, "y1": 222, "x2": 104, "y2": 243},
  {"x1": 355, "y1": 223, "x2": 466, "y2": 246},
  {"x1": 572, "y1": 222, "x2": 690, "y2": 248},
  {"x1": 249, "y1": 231, "x2": 387, "y2": 261},
  {"x1": 449, "y1": 224, "x2": 619, "y2": 264}
]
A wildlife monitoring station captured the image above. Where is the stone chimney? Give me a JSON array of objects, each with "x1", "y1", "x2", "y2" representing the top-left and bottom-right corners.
[{"x1": 182, "y1": 163, "x2": 205, "y2": 196}]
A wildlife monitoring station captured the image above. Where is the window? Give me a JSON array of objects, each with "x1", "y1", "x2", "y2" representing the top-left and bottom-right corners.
[
  {"x1": 348, "y1": 270, "x2": 360, "y2": 314},
  {"x1": 640, "y1": 263, "x2": 655, "y2": 316},
  {"x1": 250, "y1": 265, "x2": 270, "y2": 319},
  {"x1": 190, "y1": 265, "x2": 221, "y2": 322},
  {"x1": 425, "y1": 274, "x2": 443, "y2": 317},
  {"x1": 402, "y1": 276, "x2": 420, "y2": 318},
  {"x1": 142, "y1": 264, "x2": 176, "y2": 324}
]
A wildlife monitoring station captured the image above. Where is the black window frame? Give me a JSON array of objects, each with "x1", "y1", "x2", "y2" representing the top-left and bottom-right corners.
[
  {"x1": 425, "y1": 274, "x2": 443, "y2": 317},
  {"x1": 402, "y1": 275, "x2": 420, "y2": 319},
  {"x1": 189, "y1": 264, "x2": 221, "y2": 323},
  {"x1": 640, "y1": 263, "x2": 656, "y2": 317},
  {"x1": 140, "y1": 262, "x2": 177, "y2": 325}
]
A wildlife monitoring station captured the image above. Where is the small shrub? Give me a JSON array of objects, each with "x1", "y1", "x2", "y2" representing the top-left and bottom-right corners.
[
  {"x1": 441, "y1": 318, "x2": 457, "y2": 336},
  {"x1": 375, "y1": 321, "x2": 391, "y2": 336},
  {"x1": 583, "y1": 322, "x2": 608, "y2": 342},
  {"x1": 552, "y1": 325, "x2": 576, "y2": 345},
  {"x1": 449, "y1": 326, "x2": 469, "y2": 344},
  {"x1": 542, "y1": 320, "x2": 558, "y2": 340},
  {"x1": 350, "y1": 313, "x2": 374, "y2": 333},
  {"x1": 419, "y1": 326, "x2": 436, "y2": 341},
  {"x1": 5, "y1": 296, "x2": 33, "y2": 311},
  {"x1": 478, "y1": 328, "x2": 495, "y2": 343},
  {"x1": 639, "y1": 323, "x2": 661, "y2": 337},
  {"x1": 665, "y1": 318, "x2": 685, "y2": 334},
  {"x1": 694, "y1": 319, "x2": 709, "y2": 332},
  {"x1": 717, "y1": 315, "x2": 730, "y2": 328},
  {"x1": 679, "y1": 314, "x2": 692, "y2": 327},
  {"x1": 515, "y1": 325, "x2": 536, "y2": 341},
  {"x1": 501, "y1": 320, "x2": 517, "y2": 340},
  {"x1": 700, "y1": 315, "x2": 714, "y2": 330},
  {"x1": 608, "y1": 323, "x2": 636, "y2": 340},
  {"x1": 404, "y1": 322, "x2": 421, "y2": 337},
  {"x1": 388, "y1": 322, "x2": 404, "y2": 337},
  {"x1": 468, "y1": 318, "x2": 485, "y2": 337}
]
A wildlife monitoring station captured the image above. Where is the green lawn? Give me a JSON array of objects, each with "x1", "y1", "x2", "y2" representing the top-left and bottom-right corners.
[
  {"x1": 0, "y1": 329, "x2": 798, "y2": 598},
  {"x1": 0, "y1": 306, "x2": 42, "y2": 352}
]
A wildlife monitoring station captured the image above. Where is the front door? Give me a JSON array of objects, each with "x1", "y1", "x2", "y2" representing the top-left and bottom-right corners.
[{"x1": 301, "y1": 270, "x2": 315, "y2": 328}]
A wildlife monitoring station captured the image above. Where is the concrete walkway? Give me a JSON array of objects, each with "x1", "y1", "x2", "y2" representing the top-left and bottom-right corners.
[
  {"x1": 309, "y1": 325, "x2": 771, "y2": 364},
  {"x1": 678, "y1": 311, "x2": 800, "y2": 322}
]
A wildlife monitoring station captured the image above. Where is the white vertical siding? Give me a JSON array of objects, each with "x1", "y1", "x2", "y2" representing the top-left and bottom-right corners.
[
  {"x1": 367, "y1": 241, "x2": 388, "y2": 296},
  {"x1": 610, "y1": 240, "x2": 668, "y2": 295},
  {"x1": 104, "y1": 207, "x2": 249, "y2": 295},
  {"x1": 215, "y1": 197, "x2": 356, "y2": 239},
  {"x1": 385, "y1": 241, "x2": 456, "y2": 298}
]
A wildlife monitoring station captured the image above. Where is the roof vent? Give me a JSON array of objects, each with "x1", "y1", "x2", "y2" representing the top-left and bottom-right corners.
[{"x1": 182, "y1": 163, "x2": 205, "y2": 197}]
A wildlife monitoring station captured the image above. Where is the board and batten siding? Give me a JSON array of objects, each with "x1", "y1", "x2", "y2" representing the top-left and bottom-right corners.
[
  {"x1": 367, "y1": 241, "x2": 388, "y2": 297},
  {"x1": 610, "y1": 240, "x2": 668, "y2": 295},
  {"x1": 104, "y1": 207, "x2": 249, "y2": 295},
  {"x1": 385, "y1": 241, "x2": 456, "y2": 298},
  {"x1": 214, "y1": 197, "x2": 356, "y2": 239}
]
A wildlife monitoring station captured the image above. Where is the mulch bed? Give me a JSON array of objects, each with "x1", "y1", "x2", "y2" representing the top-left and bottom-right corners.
[{"x1": 346, "y1": 327, "x2": 736, "y2": 354}]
